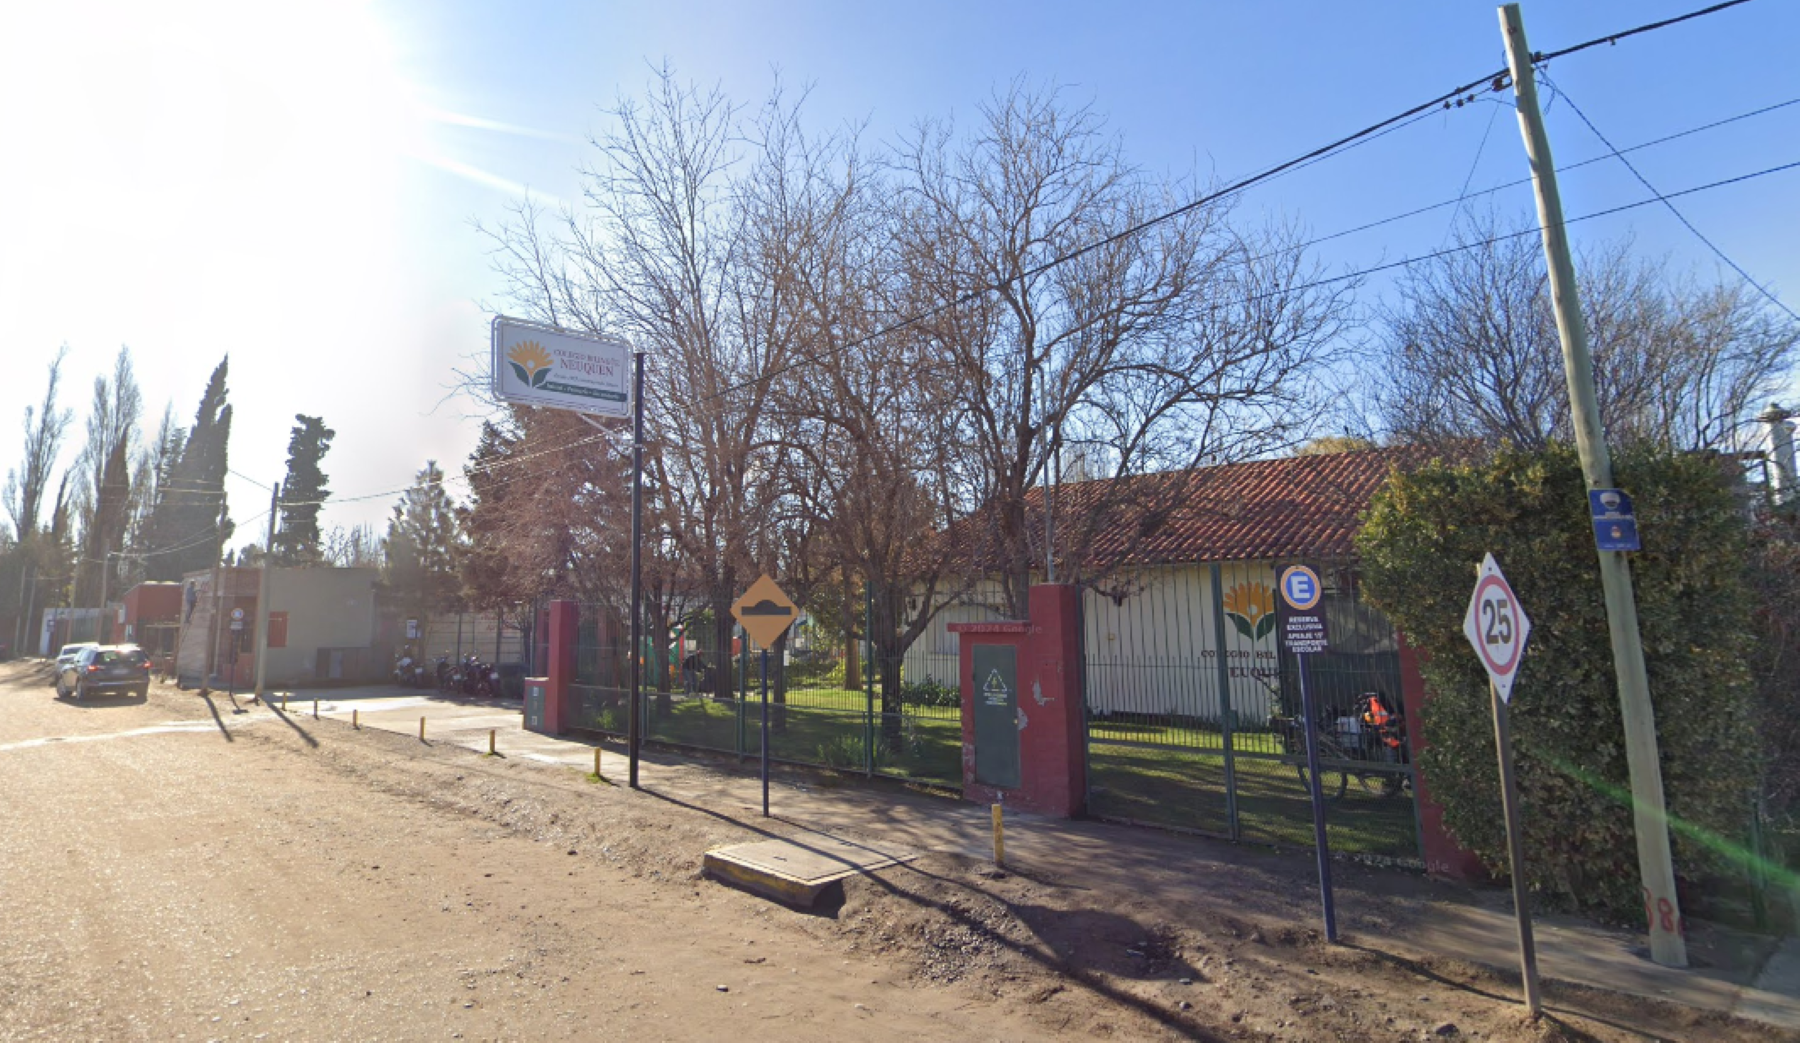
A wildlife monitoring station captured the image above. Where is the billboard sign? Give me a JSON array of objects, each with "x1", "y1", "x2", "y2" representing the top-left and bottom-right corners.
[{"x1": 490, "y1": 316, "x2": 632, "y2": 419}]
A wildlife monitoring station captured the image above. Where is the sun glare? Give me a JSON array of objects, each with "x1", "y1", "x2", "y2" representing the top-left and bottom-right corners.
[{"x1": 0, "y1": 1, "x2": 421, "y2": 307}]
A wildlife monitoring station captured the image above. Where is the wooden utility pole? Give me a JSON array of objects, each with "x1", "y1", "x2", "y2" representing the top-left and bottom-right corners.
[
  {"x1": 253, "y1": 482, "x2": 280, "y2": 701},
  {"x1": 1499, "y1": 2, "x2": 1686, "y2": 968}
]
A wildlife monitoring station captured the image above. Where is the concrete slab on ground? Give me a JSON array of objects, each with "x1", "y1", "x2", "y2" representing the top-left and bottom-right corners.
[{"x1": 704, "y1": 834, "x2": 917, "y2": 908}]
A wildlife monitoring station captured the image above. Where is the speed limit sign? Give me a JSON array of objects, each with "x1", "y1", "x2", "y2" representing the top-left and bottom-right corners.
[{"x1": 1463, "y1": 552, "x2": 1531, "y2": 703}]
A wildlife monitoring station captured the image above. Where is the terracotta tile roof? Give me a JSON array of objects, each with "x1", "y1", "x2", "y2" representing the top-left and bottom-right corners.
[{"x1": 1010, "y1": 447, "x2": 1417, "y2": 568}]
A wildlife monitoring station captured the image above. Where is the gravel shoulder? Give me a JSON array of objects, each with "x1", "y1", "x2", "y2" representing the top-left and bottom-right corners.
[{"x1": 0, "y1": 661, "x2": 1790, "y2": 1042}]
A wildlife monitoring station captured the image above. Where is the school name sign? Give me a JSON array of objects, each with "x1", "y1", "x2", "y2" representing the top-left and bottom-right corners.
[{"x1": 490, "y1": 316, "x2": 632, "y2": 419}]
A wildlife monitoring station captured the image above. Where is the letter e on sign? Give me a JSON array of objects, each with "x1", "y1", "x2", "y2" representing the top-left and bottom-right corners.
[{"x1": 1463, "y1": 552, "x2": 1531, "y2": 703}]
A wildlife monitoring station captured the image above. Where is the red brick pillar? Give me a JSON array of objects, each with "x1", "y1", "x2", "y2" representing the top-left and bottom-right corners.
[
  {"x1": 541, "y1": 599, "x2": 578, "y2": 735},
  {"x1": 953, "y1": 583, "x2": 1087, "y2": 818},
  {"x1": 1398, "y1": 633, "x2": 1486, "y2": 880}
]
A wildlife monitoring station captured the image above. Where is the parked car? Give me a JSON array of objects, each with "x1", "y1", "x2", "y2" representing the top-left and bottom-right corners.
[
  {"x1": 57, "y1": 645, "x2": 152, "y2": 702},
  {"x1": 52, "y1": 642, "x2": 99, "y2": 685}
]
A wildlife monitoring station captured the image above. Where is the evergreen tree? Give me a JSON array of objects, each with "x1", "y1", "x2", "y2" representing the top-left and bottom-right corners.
[
  {"x1": 119, "y1": 404, "x2": 183, "y2": 590},
  {"x1": 143, "y1": 358, "x2": 232, "y2": 581},
  {"x1": 272, "y1": 415, "x2": 334, "y2": 566},
  {"x1": 382, "y1": 462, "x2": 464, "y2": 629}
]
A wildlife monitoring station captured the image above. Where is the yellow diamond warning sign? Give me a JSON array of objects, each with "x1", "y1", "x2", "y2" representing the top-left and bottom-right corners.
[{"x1": 731, "y1": 574, "x2": 799, "y2": 649}]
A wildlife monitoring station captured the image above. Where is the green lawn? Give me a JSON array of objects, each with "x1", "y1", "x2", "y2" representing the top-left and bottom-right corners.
[
  {"x1": 1086, "y1": 737, "x2": 1420, "y2": 859},
  {"x1": 571, "y1": 681, "x2": 1419, "y2": 859},
  {"x1": 572, "y1": 683, "x2": 963, "y2": 788}
]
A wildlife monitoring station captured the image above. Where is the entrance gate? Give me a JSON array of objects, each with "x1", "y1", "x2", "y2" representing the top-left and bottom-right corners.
[{"x1": 1080, "y1": 560, "x2": 1424, "y2": 865}]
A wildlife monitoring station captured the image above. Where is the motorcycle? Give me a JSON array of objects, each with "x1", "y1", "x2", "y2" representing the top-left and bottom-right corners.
[
  {"x1": 1273, "y1": 689, "x2": 1411, "y2": 799},
  {"x1": 393, "y1": 653, "x2": 415, "y2": 688}
]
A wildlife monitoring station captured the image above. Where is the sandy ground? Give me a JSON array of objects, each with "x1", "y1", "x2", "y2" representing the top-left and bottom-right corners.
[{"x1": 0, "y1": 662, "x2": 1792, "y2": 1043}]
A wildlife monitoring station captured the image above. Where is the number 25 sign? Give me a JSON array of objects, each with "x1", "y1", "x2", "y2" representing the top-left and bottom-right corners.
[{"x1": 1463, "y1": 552, "x2": 1531, "y2": 704}]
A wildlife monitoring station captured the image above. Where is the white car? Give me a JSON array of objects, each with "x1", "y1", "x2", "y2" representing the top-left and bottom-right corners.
[{"x1": 52, "y1": 643, "x2": 98, "y2": 686}]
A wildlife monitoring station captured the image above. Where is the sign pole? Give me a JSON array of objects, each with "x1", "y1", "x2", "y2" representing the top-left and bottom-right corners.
[
  {"x1": 627, "y1": 350, "x2": 645, "y2": 789},
  {"x1": 728, "y1": 573, "x2": 801, "y2": 818},
  {"x1": 1298, "y1": 651, "x2": 1338, "y2": 943},
  {"x1": 760, "y1": 647, "x2": 771, "y2": 818},
  {"x1": 1490, "y1": 678, "x2": 1542, "y2": 1015},
  {"x1": 1278, "y1": 565, "x2": 1337, "y2": 943}
]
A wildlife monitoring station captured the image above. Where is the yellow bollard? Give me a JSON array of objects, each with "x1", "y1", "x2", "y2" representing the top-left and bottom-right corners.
[
  {"x1": 594, "y1": 746, "x2": 602, "y2": 780},
  {"x1": 992, "y1": 803, "x2": 1005, "y2": 867},
  {"x1": 489, "y1": 729, "x2": 496, "y2": 756},
  {"x1": 353, "y1": 708, "x2": 359, "y2": 730},
  {"x1": 419, "y1": 716, "x2": 426, "y2": 741},
  {"x1": 281, "y1": 693, "x2": 287, "y2": 712},
  {"x1": 313, "y1": 699, "x2": 318, "y2": 719}
]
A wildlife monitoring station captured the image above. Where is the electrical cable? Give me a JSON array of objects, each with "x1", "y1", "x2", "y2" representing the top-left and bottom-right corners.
[
  {"x1": 696, "y1": 0, "x2": 1768, "y2": 406},
  {"x1": 1531, "y1": 0, "x2": 1757, "y2": 67},
  {"x1": 228, "y1": 469, "x2": 272, "y2": 490},
  {"x1": 1441, "y1": 100, "x2": 1505, "y2": 244},
  {"x1": 1539, "y1": 73, "x2": 1798, "y2": 322},
  {"x1": 1277, "y1": 95, "x2": 1800, "y2": 262},
  {"x1": 1230, "y1": 159, "x2": 1800, "y2": 307}
]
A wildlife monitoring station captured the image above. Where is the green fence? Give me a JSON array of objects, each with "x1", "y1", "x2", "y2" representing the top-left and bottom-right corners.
[
  {"x1": 1082, "y1": 560, "x2": 1423, "y2": 864},
  {"x1": 565, "y1": 603, "x2": 962, "y2": 790}
]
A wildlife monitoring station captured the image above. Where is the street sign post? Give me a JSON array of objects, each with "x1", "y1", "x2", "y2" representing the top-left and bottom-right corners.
[
  {"x1": 1278, "y1": 564, "x2": 1336, "y2": 944},
  {"x1": 732, "y1": 575, "x2": 800, "y2": 817},
  {"x1": 1463, "y1": 552, "x2": 1540, "y2": 1016},
  {"x1": 490, "y1": 315, "x2": 647, "y2": 786}
]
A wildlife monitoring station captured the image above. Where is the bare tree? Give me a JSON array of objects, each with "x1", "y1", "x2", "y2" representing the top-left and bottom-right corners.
[
  {"x1": 1376, "y1": 212, "x2": 1799, "y2": 451},
  {"x1": 73, "y1": 346, "x2": 143, "y2": 606},
  {"x1": 480, "y1": 68, "x2": 835, "y2": 699},
  {"x1": 894, "y1": 82, "x2": 1350, "y2": 615},
  {"x1": 3, "y1": 345, "x2": 74, "y2": 542},
  {"x1": 4, "y1": 346, "x2": 74, "y2": 654}
]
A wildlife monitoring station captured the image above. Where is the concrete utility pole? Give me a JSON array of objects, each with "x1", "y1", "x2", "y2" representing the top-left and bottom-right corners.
[
  {"x1": 253, "y1": 482, "x2": 280, "y2": 702},
  {"x1": 1499, "y1": 2, "x2": 1687, "y2": 968}
]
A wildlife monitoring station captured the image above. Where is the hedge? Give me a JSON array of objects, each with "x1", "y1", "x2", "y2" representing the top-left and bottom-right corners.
[{"x1": 1356, "y1": 444, "x2": 1759, "y2": 921}]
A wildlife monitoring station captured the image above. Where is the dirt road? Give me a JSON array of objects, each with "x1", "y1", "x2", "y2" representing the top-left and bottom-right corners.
[{"x1": 0, "y1": 663, "x2": 1787, "y2": 1042}]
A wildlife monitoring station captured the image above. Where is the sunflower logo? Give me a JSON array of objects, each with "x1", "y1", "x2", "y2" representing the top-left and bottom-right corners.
[
  {"x1": 1222, "y1": 582, "x2": 1277, "y2": 641},
  {"x1": 506, "y1": 341, "x2": 554, "y2": 389}
]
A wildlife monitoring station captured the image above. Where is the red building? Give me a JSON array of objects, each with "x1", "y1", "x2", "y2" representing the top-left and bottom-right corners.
[{"x1": 114, "y1": 582, "x2": 184, "y2": 672}]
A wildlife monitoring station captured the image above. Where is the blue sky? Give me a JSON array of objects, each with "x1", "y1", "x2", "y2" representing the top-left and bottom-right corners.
[{"x1": 2, "y1": 0, "x2": 1795, "y2": 538}]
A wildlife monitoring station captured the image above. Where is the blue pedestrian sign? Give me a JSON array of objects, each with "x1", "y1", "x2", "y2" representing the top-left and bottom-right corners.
[{"x1": 1589, "y1": 489, "x2": 1641, "y2": 552}]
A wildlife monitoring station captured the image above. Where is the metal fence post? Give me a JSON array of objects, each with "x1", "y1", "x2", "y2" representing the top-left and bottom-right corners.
[
  {"x1": 864, "y1": 580, "x2": 874, "y2": 777},
  {"x1": 737, "y1": 623, "x2": 748, "y2": 759},
  {"x1": 1210, "y1": 562, "x2": 1241, "y2": 841}
]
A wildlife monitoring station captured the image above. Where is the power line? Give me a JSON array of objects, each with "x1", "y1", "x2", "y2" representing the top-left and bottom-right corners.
[
  {"x1": 698, "y1": 0, "x2": 1766, "y2": 405},
  {"x1": 228, "y1": 469, "x2": 272, "y2": 490},
  {"x1": 1531, "y1": 0, "x2": 1757, "y2": 66},
  {"x1": 432, "y1": 106, "x2": 1800, "y2": 498},
  {"x1": 701, "y1": 80, "x2": 1509, "y2": 404},
  {"x1": 1441, "y1": 100, "x2": 1506, "y2": 244},
  {"x1": 1540, "y1": 73, "x2": 1798, "y2": 322},
  {"x1": 1289, "y1": 94, "x2": 1800, "y2": 259},
  {"x1": 1232, "y1": 159, "x2": 1800, "y2": 307}
]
